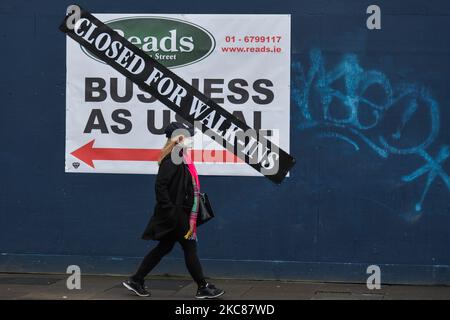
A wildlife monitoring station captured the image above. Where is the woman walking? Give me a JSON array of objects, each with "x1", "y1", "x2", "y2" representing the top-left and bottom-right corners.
[{"x1": 123, "y1": 121, "x2": 225, "y2": 299}]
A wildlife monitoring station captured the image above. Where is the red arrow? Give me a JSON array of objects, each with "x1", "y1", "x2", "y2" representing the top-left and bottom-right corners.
[{"x1": 70, "y1": 139, "x2": 243, "y2": 168}]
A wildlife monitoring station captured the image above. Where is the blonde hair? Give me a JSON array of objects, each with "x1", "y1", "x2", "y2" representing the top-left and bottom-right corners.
[{"x1": 158, "y1": 135, "x2": 181, "y2": 165}]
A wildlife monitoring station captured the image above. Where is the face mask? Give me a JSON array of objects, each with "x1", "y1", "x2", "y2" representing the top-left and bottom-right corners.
[{"x1": 180, "y1": 137, "x2": 193, "y2": 148}]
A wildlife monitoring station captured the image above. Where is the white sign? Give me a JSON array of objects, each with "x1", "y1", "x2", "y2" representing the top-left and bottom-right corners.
[{"x1": 65, "y1": 14, "x2": 291, "y2": 176}]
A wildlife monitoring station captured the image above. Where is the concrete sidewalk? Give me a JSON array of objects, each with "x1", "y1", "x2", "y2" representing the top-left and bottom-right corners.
[{"x1": 0, "y1": 273, "x2": 449, "y2": 300}]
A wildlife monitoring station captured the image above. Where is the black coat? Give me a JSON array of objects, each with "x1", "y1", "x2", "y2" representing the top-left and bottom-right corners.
[{"x1": 141, "y1": 150, "x2": 195, "y2": 241}]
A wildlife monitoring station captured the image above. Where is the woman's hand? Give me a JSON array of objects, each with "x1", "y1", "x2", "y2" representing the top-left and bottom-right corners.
[{"x1": 184, "y1": 220, "x2": 196, "y2": 239}]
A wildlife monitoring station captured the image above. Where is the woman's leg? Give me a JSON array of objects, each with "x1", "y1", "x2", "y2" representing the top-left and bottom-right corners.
[
  {"x1": 131, "y1": 238, "x2": 176, "y2": 284},
  {"x1": 178, "y1": 238, "x2": 207, "y2": 287}
]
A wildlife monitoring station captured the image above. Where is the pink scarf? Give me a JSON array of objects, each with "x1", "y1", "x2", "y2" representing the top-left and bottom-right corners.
[
  {"x1": 183, "y1": 151, "x2": 200, "y2": 241},
  {"x1": 183, "y1": 151, "x2": 200, "y2": 189}
]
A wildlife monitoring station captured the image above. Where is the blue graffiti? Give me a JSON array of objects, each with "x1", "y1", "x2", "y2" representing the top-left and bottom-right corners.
[
  {"x1": 316, "y1": 132, "x2": 360, "y2": 151},
  {"x1": 292, "y1": 49, "x2": 449, "y2": 218},
  {"x1": 402, "y1": 146, "x2": 450, "y2": 212}
]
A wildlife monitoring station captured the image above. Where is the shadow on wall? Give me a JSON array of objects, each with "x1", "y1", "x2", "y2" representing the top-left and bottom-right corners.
[{"x1": 292, "y1": 49, "x2": 449, "y2": 222}]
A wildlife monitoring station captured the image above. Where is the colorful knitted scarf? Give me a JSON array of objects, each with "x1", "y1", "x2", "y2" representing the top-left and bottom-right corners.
[{"x1": 183, "y1": 151, "x2": 200, "y2": 241}]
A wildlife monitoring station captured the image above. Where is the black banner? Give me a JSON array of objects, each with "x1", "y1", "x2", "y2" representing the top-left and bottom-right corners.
[{"x1": 59, "y1": 5, "x2": 296, "y2": 184}]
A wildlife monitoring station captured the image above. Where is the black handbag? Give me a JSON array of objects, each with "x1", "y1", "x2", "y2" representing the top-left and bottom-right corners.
[{"x1": 196, "y1": 192, "x2": 214, "y2": 226}]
